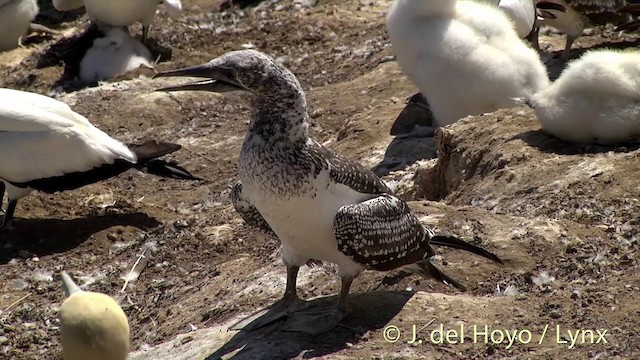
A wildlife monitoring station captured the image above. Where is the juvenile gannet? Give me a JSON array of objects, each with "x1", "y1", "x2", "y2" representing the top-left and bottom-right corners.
[
  {"x1": 154, "y1": 49, "x2": 503, "y2": 334},
  {"x1": 0, "y1": 0, "x2": 38, "y2": 51},
  {"x1": 79, "y1": 26, "x2": 154, "y2": 83},
  {"x1": 527, "y1": 49, "x2": 640, "y2": 145},
  {"x1": 386, "y1": 0, "x2": 550, "y2": 128},
  {"x1": 59, "y1": 271, "x2": 130, "y2": 360},
  {"x1": 52, "y1": 0, "x2": 183, "y2": 43},
  {"x1": 0, "y1": 88, "x2": 201, "y2": 231}
]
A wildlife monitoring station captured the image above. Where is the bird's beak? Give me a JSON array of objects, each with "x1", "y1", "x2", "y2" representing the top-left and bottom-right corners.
[
  {"x1": 153, "y1": 63, "x2": 246, "y2": 93},
  {"x1": 536, "y1": 2, "x2": 567, "y2": 13}
]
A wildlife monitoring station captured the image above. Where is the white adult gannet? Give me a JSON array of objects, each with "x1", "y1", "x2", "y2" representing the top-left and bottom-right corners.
[
  {"x1": 79, "y1": 26, "x2": 154, "y2": 83},
  {"x1": 0, "y1": 88, "x2": 201, "y2": 231},
  {"x1": 59, "y1": 271, "x2": 130, "y2": 360},
  {"x1": 0, "y1": 0, "x2": 38, "y2": 51},
  {"x1": 386, "y1": 0, "x2": 550, "y2": 127},
  {"x1": 154, "y1": 49, "x2": 503, "y2": 334},
  {"x1": 52, "y1": 0, "x2": 183, "y2": 43},
  {"x1": 527, "y1": 49, "x2": 640, "y2": 145},
  {"x1": 537, "y1": 0, "x2": 587, "y2": 60}
]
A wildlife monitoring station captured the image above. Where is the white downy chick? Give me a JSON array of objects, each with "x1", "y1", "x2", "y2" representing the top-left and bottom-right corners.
[
  {"x1": 386, "y1": 0, "x2": 550, "y2": 127},
  {"x1": 529, "y1": 49, "x2": 640, "y2": 145},
  {"x1": 79, "y1": 26, "x2": 153, "y2": 83}
]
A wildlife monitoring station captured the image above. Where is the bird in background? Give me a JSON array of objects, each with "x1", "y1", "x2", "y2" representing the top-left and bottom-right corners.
[
  {"x1": 154, "y1": 49, "x2": 503, "y2": 334},
  {"x1": 476, "y1": 0, "x2": 567, "y2": 43},
  {"x1": 0, "y1": 0, "x2": 39, "y2": 51},
  {"x1": 0, "y1": 88, "x2": 201, "y2": 231},
  {"x1": 525, "y1": 49, "x2": 640, "y2": 145},
  {"x1": 386, "y1": 0, "x2": 550, "y2": 128},
  {"x1": 79, "y1": 26, "x2": 154, "y2": 83},
  {"x1": 52, "y1": 0, "x2": 183, "y2": 43},
  {"x1": 59, "y1": 271, "x2": 130, "y2": 360},
  {"x1": 616, "y1": 1, "x2": 640, "y2": 31},
  {"x1": 535, "y1": 0, "x2": 588, "y2": 60}
]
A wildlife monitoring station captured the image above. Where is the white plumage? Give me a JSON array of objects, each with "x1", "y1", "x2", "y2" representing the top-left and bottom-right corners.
[
  {"x1": 529, "y1": 49, "x2": 640, "y2": 145},
  {"x1": 0, "y1": 0, "x2": 38, "y2": 51},
  {"x1": 79, "y1": 26, "x2": 153, "y2": 83},
  {"x1": 0, "y1": 88, "x2": 199, "y2": 230},
  {"x1": 477, "y1": 0, "x2": 538, "y2": 38},
  {"x1": 386, "y1": 0, "x2": 550, "y2": 127},
  {"x1": 0, "y1": 88, "x2": 136, "y2": 184},
  {"x1": 52, "y1": 0, "x2": 183, "y2": 42}
]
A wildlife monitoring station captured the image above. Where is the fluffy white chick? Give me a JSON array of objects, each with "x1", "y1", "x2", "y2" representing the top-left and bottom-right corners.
[
  {"x1": 529, "y1": 49, "x2": 640, "y2": 145},
  {"x1": 79, "y1": 26, "x2": 153, "y2": 83},
  {"x1": 386, "y1": 0, "x2": 550, "y2": 127}
]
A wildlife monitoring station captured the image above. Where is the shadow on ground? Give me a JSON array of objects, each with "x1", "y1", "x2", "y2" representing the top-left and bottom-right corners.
[
  {"x1": 0, "y1": 212, "x2": 161, "y2": 263},
  {"x1": 206, "y1": 291, "x2": 413, "y2": 360}
]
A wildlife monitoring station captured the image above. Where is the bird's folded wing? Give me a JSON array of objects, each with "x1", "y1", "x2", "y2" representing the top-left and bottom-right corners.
[
  {"x1": 334, "y1": 194, "x2": 434, "y2": 271},
  {"x1": 0, "y1": 129, "x2": 132, "y2": 183},
  {"x1": 0, "y1": 89, "x2": 94, "y2": 131},
  {"x1": 230, "y1": 181, "x2": 276, "y2": 236}
]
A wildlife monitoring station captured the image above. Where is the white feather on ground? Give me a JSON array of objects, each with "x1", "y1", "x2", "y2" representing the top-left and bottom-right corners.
[
  {"x1": 386, "y1": 0, "x2": 550, "y2": 127},
  {"x1": 0, "y1": 0, "x2": 39, "y2": 51},
  {"x1": 79, "y1": 27, "x2": 154, "y2": 83},
  {"x1": 529, "y1": 49, "x2": 640, "y2": 145}
]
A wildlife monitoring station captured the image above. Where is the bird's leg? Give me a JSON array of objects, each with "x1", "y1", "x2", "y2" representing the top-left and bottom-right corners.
[
  {"x1": 0, "y1": 182, "x2": 5, "y2": 217},
  {"x1": 0, "y1": 200, "x2": 17, "y2": 232},
  {"x1": 229, "y1": 265, "x2": 310, "y2": 331},
  {"x1": 560, "y1": 35, "x2": 575, "y2": 61},
  {"x1": 283, "y1": 275, "x2": 353, "y2": 335},
  {"x1": 526, "y1": 25, "x2": 540, "y2": 53},
  {"x1": 142, "y1": 25, "x2": 150, "y2": 44}
]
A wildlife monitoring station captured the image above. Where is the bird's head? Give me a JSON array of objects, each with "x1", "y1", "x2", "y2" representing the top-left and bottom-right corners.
[{"x1": 154, "y1": 49, "x2": 301, "y2": 97}]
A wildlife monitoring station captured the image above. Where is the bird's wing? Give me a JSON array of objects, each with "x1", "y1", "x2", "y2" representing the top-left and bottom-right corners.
[
  {"x1": 0, "y1": 88, "x2": 94, "y2": 130},
  {"x1": 230, "y1": 181, "x2": 276, "y2": 236},
  {"x1": 308, "y1": 140, "x2": 391, "y2": 195},
  {"x1": 162, "y1": 0, "x2": 183, "y2": 19},
  {"x1": 334, "y1": 193, "x2": 435, "y2": 271},
  {"x1": 0, "y1": 90, "x2": 136, "y2": 183}
]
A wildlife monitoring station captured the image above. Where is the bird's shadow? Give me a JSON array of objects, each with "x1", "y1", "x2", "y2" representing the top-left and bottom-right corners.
[
  {"x1": 374, "y1": 93, "x2": 437, "y2": 177},
  {"x1": 205, "y1": 291, "x2": 413, "y2": 360},
  {"x1": 515, "y1": 129, "x2": 640, "y2": 155},
  {"x1": 0, "y1": 212, "x2": 161, "y2": 264}
]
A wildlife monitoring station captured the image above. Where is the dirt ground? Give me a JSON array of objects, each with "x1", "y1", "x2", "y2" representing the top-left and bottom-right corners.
[{"x1": 0, "y1": 1, "x2": 639, "y2": 359}]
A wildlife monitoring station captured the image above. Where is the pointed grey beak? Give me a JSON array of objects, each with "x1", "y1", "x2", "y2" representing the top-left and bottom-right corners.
[{"x1": 153, "y1": 63, "x2": 246, "y2": 93}]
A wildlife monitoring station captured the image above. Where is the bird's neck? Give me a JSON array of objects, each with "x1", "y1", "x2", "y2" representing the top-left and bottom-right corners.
[{"x1": 248, "y1": 89, "x2": 309, "y2": 146}]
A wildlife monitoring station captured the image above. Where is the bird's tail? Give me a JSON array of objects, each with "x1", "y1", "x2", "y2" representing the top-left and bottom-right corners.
[
  {"x1": 129, "y1": 140, "x2": 202, "y2": 180},
  {"x1": 429, "y1": 235, "x2": 503, "y2": 264},
  {"x1": 407, "y1": 260, "x2": 466, "y2": 291},
  {"x1": 61, "y1": 271, "x2": 82, "y2": 297}
]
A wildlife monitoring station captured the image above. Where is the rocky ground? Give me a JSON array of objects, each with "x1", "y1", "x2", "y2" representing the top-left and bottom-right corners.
[{"x1": 0, "y1": 1, "x2": 639, "y2": 359}]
